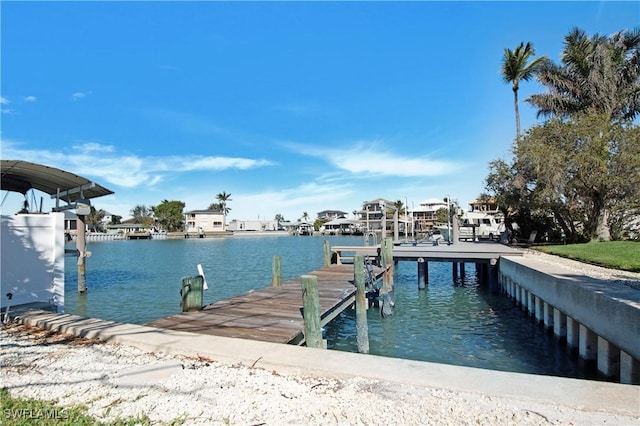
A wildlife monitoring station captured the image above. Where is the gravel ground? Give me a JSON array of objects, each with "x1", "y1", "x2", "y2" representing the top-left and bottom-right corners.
[{"x1": 1, "y1": 251, "x2": 639, "y2": 425}]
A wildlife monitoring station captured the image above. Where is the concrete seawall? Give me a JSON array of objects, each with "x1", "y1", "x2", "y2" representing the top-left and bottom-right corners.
[{"x1": 499, "y1": 256, "x2": 640, "y2": 384}]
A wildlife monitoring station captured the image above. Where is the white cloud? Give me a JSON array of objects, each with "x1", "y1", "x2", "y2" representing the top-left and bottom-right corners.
[
  {"x1": 0, "y1": 96, "x2": 9, "y2": 105},
  {"x1": 284, "y1": 140, "x2": 462, "y2": 178},
  {"x1": 1, "y1": 140, "x2": 273, "y2": 190},
  {"x1": 73, "y1": 142, "x2": 116, "y2": 153},
  {"x1": 71, "y1": 92, "x2": 89, "y2": 100},
  {"x1": 178, "y1": 156, "x2": 273, "y2": 171},
  {"x1": 23, "y1": 96, "x2": 37, "y2": 102}
]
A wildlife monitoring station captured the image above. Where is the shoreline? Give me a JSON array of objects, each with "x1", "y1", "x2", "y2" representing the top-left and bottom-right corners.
[
  {"x1": 2, "y1": 250, "x2": 639, "y2": 425},
  {"x1": 1, "y1": 321, "x2": 638, "y2": 425}
]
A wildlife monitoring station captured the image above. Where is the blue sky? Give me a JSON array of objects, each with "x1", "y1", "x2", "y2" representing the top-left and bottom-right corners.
[{"x1": 1, "y1": 1, "x2": 638, "y2": 222}]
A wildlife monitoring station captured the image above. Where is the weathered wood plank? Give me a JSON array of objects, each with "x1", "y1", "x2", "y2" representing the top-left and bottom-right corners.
[{"x1": 145, "y1": 263, "x2": 385, "y2": 345}]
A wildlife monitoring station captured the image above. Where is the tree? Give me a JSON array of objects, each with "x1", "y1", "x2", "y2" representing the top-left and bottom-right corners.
[
  {"x1": 302, "y1": 212, "x2": 309, "y2": 222},
  {"x1": 435, "y1": 208, "x2": 449, "y2": 224},
  {"x1": 152, "y1": 200, "x2": 185, "y2": 232},
  {"x1": 212, "y1": 191, "x2": 232, "y2": 228},
  {"x1": 492, "y1": 113, "x2": 640, "y2": 242},
  {"x1": 109, "y1": 215, "x2": 122, "y2": 225},
  {"x1": 528, "y1": 27, "x2": 640, "y2": 123},
  {"x1": 274, "y1": 214, "x2": 285, "y2": 224},
  {"x1": 393, "y1": 200, "x2": 405, "y2": 215},
  {"x1": 524, "y1": 27, "x2": 640, "y2": 240},
  {"x1": 501, "y1": 42, "x2": 548, "y2": 141},
  {"x1": 86, "y1": 206, "x2": 106, "y2": 232},
  {"x1": 130, "y1": 205, "x2": 153, "y2": 227}
]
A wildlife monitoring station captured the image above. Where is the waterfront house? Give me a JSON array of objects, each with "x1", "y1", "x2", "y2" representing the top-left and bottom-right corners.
[
  {"x1": 317, "y1": 210, "x2": 349, "y2": 221},
  {"x1": 411, "y1": 198, "x2": 448, "y2": 235},
  {"x1": 469, "y1": 197, "x2": 500, "y2": 215},
  {"x1": 227, "y1": 219, "x2": 281, "y2": 232},
  {"x1": 356, "y1": 198, "x2": 395, "y2": 233},
  {"x1": 184, "y1": 209, "x2": 225, "y2": 235}
]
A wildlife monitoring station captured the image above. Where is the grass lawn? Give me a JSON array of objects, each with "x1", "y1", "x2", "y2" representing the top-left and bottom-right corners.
[
  {"x1": 0, "y1": 388, "x2": 152, "y2": 426},
  {"x1": 535, "y1": 241, "x2": 640, "y2": 272}
]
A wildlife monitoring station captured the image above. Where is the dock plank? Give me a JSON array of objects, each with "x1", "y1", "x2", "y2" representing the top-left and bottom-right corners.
[{"x1": 146, "y1": 263, "x2": 383, "y2": 345}]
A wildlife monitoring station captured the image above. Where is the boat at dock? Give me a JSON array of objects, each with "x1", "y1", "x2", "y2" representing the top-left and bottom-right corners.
[{"x1": 436, "y1": 211, "x2": 502, "y2": 242}]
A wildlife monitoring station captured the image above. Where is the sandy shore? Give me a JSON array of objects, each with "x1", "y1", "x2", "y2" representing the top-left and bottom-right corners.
[{"x1": 1, "y1": 250, "x2": 639, "y2": 425}]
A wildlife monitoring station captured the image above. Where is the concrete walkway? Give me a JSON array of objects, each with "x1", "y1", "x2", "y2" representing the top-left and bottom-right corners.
[{"x1": 12, "y1": 309, "x2": 640, "y2": 417}]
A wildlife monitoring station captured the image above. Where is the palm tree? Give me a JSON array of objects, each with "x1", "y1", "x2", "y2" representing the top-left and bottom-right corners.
[
  {"x1": 302, "y1": 212, "x2": 309, "y2": 222},
  {"x1": 393, "y1": 200, "x2": 405, "y2": 215},
  {"x1": 525, "y1": 28, "x2": 640, "y2": 241},
  {"x1": 501, "y1": 42, "x2": 548, "y2": 141},
  {"x1": 528, "y1": 27, "x2": 640, "y2": 123},
  {"x1": 214, "y1": 191, "x2": 232, "y2": 229},
  {"x1": 86, "y1": 206, "x2": 106, "y2": 232}
]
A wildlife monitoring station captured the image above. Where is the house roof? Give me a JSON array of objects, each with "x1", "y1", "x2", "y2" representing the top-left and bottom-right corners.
[
  {"x1": 324, "y1": 218, "x2": 354, "y2": 226},
  {"x1": 1, "y1": 160, "x2": 114, "y2": 202},
  {"x1": 184, "y1": 209, "x2": 223, "y2": 214}
]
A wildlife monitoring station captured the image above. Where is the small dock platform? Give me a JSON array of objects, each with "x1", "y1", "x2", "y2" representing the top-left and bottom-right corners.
[
  {"x1": 331, "y1": 241, "x2": 523, "y2": 264},
  {"x1": 146, "y1": 264, "x2": 385, "y2": 345}
]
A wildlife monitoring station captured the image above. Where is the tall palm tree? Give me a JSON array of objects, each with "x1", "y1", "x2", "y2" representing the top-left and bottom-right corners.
[
  {"x1": 501, "y1": 42, "x2": 549, "y2": 141},
  {"x1": 528, "y1": 27, "x2": 640, "y2": 123},
  {"x1": 214, "y1": 191, "x2": 232, "y2": 229},
  {"x1": 302, "y1": 211, "x2": 309, "y2": 222}
]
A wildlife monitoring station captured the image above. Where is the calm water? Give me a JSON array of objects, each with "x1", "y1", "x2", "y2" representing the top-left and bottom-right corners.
[{"x1": 65, "y1": 236, "x2": 597, "y2": 380}]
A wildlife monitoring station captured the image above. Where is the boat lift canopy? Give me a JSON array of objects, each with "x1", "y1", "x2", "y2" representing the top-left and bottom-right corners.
[{"x1": 1, "y1": 160, "x2": 114, "y2": 211}]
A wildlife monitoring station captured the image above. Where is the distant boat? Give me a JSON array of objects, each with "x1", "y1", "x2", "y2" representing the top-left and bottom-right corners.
[
  {"x1": 320, "y1": 218, "x2": 355, "y2": 235},
  {"x1": 296, "y1": 223, "x2": 314, "y2": 236},
  {"x1": 436, "y1": 212, "x2": 502, "y2": 242}
]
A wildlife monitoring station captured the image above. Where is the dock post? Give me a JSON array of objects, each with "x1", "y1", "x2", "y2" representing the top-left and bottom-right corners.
[
  {"x1": 417, "y1": 258, "x2": 428, "y2": 290},
  {"x1": 272, "y1": 255, "x2": 282, "y2": 287},
  {"x1": 488, "y1": 258, "x2": 499, "y2": 293},
  {"x1": 323, "y1": 240, "x2": 330, "y2": 267},
  {"x1": 354, "y1": 255, "x2": 369, "y2": 354},
  {"x1": 452, "y1": 262, "x2": 459, "y2": 281},
  {"x1": 459, "y1": 262, "x2": 466, "y2": 278},
  {"x1": 181, "y1": 276, "x2": 204, "y2": 312},
  {"x1": 301, "y1": 275, "x2": 324, "y2": 349},
  {"x1": 76, "y1": 214, "x2": 87, "y2": 293},
  {"x1": 379, "y1": 238, "x2": 394, "y2": 317}
]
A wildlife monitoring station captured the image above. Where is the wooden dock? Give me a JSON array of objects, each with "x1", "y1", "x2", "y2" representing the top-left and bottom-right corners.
[
  {"x1": 331, "y1": 241, "x2": 523, "y2": 264},
  {"x1": 146, "y1": 263, "x2": 385, "y2": 345}
]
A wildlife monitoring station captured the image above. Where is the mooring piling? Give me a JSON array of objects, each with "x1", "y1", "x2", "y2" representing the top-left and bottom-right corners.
[
  {"x1": 301, "y1": 275, "x2": 324, "y2": 348},
  {"x1": 272, "y1": 255, "x2": 282, "y2": 287},
  {"x1": 354, "y1": 255, "x2": 370, "y2": 354}
]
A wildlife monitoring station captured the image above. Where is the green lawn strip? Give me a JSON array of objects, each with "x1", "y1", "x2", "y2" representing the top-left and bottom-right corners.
[
  {"x1": 0, "y1": 388, "x2": 151, "y2": 426},
  {"x1": 535, "y1": 241, "x2": 640, "y2": 272}
]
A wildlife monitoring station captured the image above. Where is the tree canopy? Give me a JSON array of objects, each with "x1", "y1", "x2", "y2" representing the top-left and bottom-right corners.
[
  {"x1": 152, "y1": 200, "x2": 185, "y2": 232},
  {"x1": 488, "y1": 27, "x2": 640, "y2": 242},
  {"x1": 130, "y1": 205, "x2": 154, "y2": 226}
]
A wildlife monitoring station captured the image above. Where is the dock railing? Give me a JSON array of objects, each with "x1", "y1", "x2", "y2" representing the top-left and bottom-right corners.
[{"x1": 330, "y1": 245, "x2": 379, "y2": 265}]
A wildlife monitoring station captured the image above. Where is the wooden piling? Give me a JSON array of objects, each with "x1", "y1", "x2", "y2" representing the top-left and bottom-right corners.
[
  {"x1": 301, "y1": 275, "x2": 323, "y2": 348},
  {"x1": 76, "y1": 214, "x2": 87, "y2": 293},
  {"x1": 181, "y1": 275, "x2": 204, "y2": 312},
  {"x1": 379, "y1": 237, "x2": 395, "y2": 317},
  {"x1": 272, "y1": 255, "x2": 282, "y2": 287},
  {"x1": 354, "y1": 255, "x2": 369, "y2": 354},
  {"x1": 323, "y1": 240, "x2": 330, "y2": 267},
  {"x1": 417, "y1": 257, "x2": 428, "y2": 289}
]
